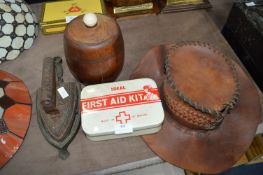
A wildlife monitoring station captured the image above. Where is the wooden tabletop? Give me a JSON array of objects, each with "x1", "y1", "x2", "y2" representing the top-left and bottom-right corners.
[{"x1": 0, "y1": 8, "x2": 242, "y2": 175}]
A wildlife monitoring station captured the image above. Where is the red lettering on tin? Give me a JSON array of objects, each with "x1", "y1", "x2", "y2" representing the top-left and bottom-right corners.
[
  {"x1": 81, "y1": 89, "x2": 161, "y2": 113},
  {"x1": 111, "y1": 86, "x2": 126, "y2": 91}
]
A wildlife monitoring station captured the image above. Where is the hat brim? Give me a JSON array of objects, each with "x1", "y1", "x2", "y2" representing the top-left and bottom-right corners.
[{"x1": 130, "y1": 45, "x2": 261, "y2": 174}]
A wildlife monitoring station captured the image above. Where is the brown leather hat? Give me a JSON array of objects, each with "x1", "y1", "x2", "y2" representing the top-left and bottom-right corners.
[{"x1": 130, "y1": 42, "x2": 261, "y2": 174}]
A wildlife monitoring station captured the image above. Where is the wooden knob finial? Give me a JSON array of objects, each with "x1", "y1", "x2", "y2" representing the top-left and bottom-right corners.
[{"x1": 83, "y1": 13, "x2": 97, "y2": 27}]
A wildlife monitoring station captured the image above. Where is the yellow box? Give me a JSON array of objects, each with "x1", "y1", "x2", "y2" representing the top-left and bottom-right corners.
[{"x1": 41, "y1": 0, "x2": 105, "y2": 34}]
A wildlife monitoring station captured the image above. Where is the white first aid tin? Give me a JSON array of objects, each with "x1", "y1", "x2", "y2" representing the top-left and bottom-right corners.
[{"x1": 80, "y1": 78, "x2": 164, "y2": 141}]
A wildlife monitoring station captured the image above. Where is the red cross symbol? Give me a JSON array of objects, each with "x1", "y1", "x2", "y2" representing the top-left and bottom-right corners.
[{"x1": 116, "y1": 111, "x2": 131, "y2": 124}]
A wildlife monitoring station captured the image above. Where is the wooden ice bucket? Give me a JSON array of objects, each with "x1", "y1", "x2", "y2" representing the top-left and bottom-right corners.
[{"x1": 64, "y1": 13, "x2": 124, "y2": 84}]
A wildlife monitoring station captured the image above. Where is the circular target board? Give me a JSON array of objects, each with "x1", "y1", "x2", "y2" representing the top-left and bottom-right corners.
[{"x1": 0, "y1": 70, "x2": 31, "y2": 168}]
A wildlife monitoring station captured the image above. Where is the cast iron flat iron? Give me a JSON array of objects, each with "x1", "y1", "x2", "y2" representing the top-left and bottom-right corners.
[{"x1": 36, "y1": 57, "x2": 80, "y2": 159}]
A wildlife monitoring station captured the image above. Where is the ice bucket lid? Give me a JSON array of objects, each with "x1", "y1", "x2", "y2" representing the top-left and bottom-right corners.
[{"x1": 64, "y1": 13, "x2": 120, "y2": 45}]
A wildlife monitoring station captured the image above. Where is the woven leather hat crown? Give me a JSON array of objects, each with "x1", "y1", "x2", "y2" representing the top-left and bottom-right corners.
[{"x1": 163, "y1": 42, "x2": 240, "y2": 130}]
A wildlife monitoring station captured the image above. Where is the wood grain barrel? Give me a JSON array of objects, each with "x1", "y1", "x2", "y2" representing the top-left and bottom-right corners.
[{"x1": 64, "y1": 13, "x2": 124, "y2": 84}]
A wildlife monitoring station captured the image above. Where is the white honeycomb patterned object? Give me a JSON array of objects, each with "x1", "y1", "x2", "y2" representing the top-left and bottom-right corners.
[{"x1": 0, "y1": 0, "x2": 38, "y2": 63}]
